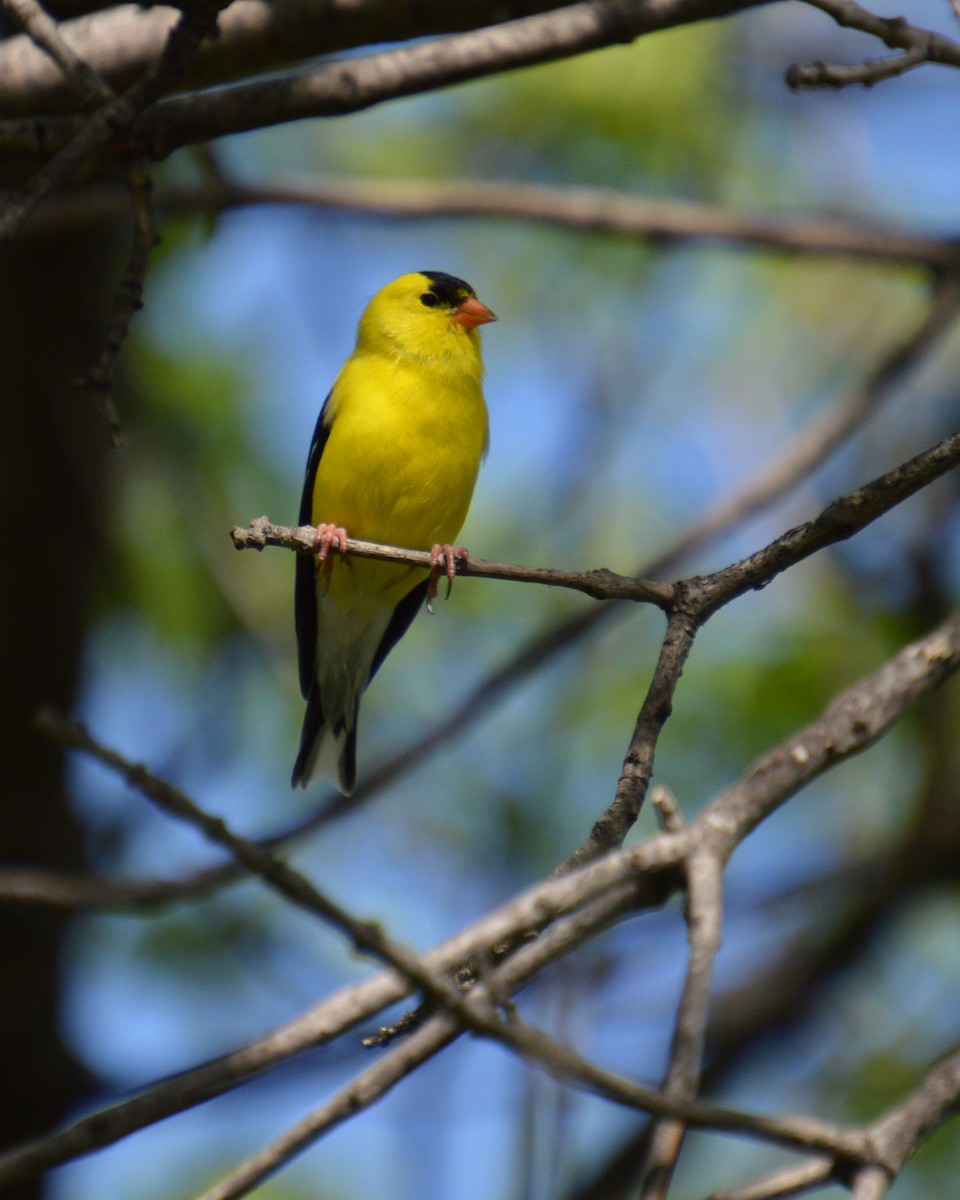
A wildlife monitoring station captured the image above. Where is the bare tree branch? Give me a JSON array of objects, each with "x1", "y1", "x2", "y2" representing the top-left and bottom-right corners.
[
  {"x1": 0, "y1": 0, "x2": 774, "y2": 161},
  {"x1": 35, "y1": 708, "x2": 541, "y2": 1033},
  {"x1": 0, "y1": 0, "x2": 772, "y2": 119},
  {"x1": 235, "y1": 427, "x2": 960, "y2": 621},
  {"x1": 788, "y1": 0, "x2": 960, "y2": 89},
  {"x1": 22, "y1": 174, "x2": 960, "y2": 272},
  {"x1": 708, "y1": 1159, "x2": 834, "y2": 1200},
  {"x1": 639, "y1": 851, "x2": 724, "y2": 1198},
  {"x1": 193, "y1": 1012, "x2": 464, "y2": 1200},
  {"x1": 5, "y1": 605, "x2": 958, "y2": 1191}
]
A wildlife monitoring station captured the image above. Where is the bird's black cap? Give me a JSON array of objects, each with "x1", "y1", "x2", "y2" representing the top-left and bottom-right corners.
[{"x1": 419, "y1": 271, "x2": 476, "y2": 306}]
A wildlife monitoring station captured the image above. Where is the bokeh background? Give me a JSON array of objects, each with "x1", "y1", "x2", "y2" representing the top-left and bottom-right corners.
[{"x1": 6, "y1": 2, "x2": 960, "y2": 1198}]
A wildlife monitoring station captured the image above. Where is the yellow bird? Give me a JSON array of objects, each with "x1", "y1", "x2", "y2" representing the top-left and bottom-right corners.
[{"x1": 292, "y1": 271, "x2": 496, "y2": 792}]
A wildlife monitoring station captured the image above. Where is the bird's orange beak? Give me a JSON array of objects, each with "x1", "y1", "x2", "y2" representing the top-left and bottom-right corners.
[{"x1": 452, "y1": 296, "x2": 497, "y2": 329}]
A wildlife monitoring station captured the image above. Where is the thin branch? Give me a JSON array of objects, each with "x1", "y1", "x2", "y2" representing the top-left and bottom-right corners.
[
  {"x1": 194, "y1": 1012, "x2": 462, "y2": 1200},
  {"x1": 639, "y1": 852, "x2": 725, "y2": 1199},
  {"x1": 650, "y1": 784, "x2": 686, "y2": 835},
  {"x1": 566, "y1": 607, "x2": 697, "y2": 870},
  {"x1": 34, "y1": 709, "x2": 534, "y2": 1032},
  {"x1": 708, "y1": 1159, "x2": 834, "y2": 1200},
  {"x1": 230, "y1": 518, "x2": 674, "y2": 608},
  {"x1": 195, "y1": 888, "x2": 630, "y2": 1200},
  {"x1": 788, "y1": 41, "x2": 927, "y2": 89},
  {"x1": 24, "y1": 175, "x2": 960, "y2": 273},
  {"x1": 705, "y1": 1051, "x2": 960, "y2": 1200},
  {"x1": 701, "y1": 615, "x2": 960, "y2": 855},
  {"x1": 165, "y1": 177, "x2": 960, "y2": 271},
  {"x1": 695, "y1": 428, "x2": 960, "y2": 617},
  {"x1": 77, "y1": 158, "x2": 159, "y2": 445},
  {"x1": 560, "y1": 427, "x2": 960, "y2": 872},
  {"x1": 196, "y1": 959, "x2": 875, "y2": 1200},
  {"x1": 671, "y1": 273, "x2": 960, "y2": 558},
  {"x1": 0, "y1": 865, "x2": 210, "y2": 910},
  {"x1": 787, "y1": 0, "x2": 960, "y2": 89},
  {"x1": 237, "y1": 425, "x2": 960, "y2": 626}
]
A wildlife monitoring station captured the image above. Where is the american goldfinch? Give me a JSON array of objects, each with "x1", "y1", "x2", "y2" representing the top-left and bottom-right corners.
[{"x1": 292, "y1": 271, "x2": 496, "y2": 792}]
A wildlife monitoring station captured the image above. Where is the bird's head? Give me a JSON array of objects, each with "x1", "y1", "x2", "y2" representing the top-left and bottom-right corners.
[{"x1": 356, "y1": 271, "x2": 497, "y2": 375}]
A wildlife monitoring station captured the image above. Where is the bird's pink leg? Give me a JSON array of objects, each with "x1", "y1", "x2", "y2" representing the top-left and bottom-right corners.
[
  {"x1": 314, "y1": 523, "x2": 348, "y2": 577},
  {"x1": 426, "y1": 544, "x2": 468, "y2": 614}
]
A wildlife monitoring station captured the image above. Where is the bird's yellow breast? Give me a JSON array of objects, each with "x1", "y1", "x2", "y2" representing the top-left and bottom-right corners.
[{"x1": 312, "y1": 350, "x2": 488, "y2": 609}]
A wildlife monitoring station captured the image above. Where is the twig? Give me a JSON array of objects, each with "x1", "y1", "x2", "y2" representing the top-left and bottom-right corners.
[
  {"x1": 196, "y1": 885, "x2": 631, "y2": 1200},
  {"x1": 787, "y1": 42, "x2": 927, "y2": 89},
  {"x1": 708, "y1": 1159, "x2": 834, "y2": 1200},
  {"x1": 706, "y1": 1049, "x2": 960, "y2": 1200},
  {"x1": 194, "y1": 1013, "x2": 462, "y2": 1200},
  {"x1": 0, "y1": 864, "x2": 210, "y2": 910},
  {"x1": 701, "y1": 616, "x2": 960, "y2": 856},
  {"x1": 33, "y1": 709, "x2": 531, "y2": 1030},
  {"x1": 566, "y1": 607, "x2": 697, "y2": 870},
  {"x1": 787, "y1": 0, "x2": 960, "y2": 90},
  {"x1": 650, "y1": 785, "x2": 685, "y2": 834},
  {"x1": 231, "y1": 518, "x2": 674, "y2": 608},
  {"x1": 695, "y1": 428, "x2": 960, "y2": 615},
  {"x1": 77, "y1": 158, "x2": 159, "y2": 444},
  {"x1": 25, "y1": 174, "x2": 960, "y2": 273},
  {"x1": 196, "y1": 947, "x2": 877, "y2": 1200},
  {"x1": 239, "y1": 424, "x2": 960, "y2": 624},
  {"x1": 557, "y1": 426, "x2": 960, "y2": 876},
  {"x1": 42, "y1": 712, "x2": 868, "y2": 1200},
  {"x1": 639, "y1": 852, "x2": 724, "y2": 1198},
  {"x1": 670, "y1": 273, "x2": 960, "y2": 561}
]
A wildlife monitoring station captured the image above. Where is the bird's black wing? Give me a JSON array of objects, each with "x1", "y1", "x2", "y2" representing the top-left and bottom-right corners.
[
  {"x1": 368, "y1": 578, "x2": 429, "y2": 683},
  {"x1": 295, "y1": 394, "x2": 332, "y2": 699}
]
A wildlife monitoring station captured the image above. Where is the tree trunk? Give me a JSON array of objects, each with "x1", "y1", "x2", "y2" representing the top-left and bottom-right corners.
[{"x1": 0, "y1": 222, "x2": 117, "y2": 1198}]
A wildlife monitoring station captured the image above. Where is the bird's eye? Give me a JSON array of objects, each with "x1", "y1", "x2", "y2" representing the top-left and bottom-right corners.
[{"x1": 419, "y1": 292, "x2": 439, "y2": 308}]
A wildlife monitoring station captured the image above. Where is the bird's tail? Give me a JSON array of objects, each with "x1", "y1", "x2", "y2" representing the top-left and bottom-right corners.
[{"x1": 291, "y1": 684, "x2": 358, "y2": 794}]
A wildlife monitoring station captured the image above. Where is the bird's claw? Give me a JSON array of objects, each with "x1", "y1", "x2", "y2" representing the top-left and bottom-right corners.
[
  {"x1": 314, "y1": 523, "x2": 348, "y2": 577},
  {"x1": 426, "y1": 544, "x2": 467, "y2": 614}
]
